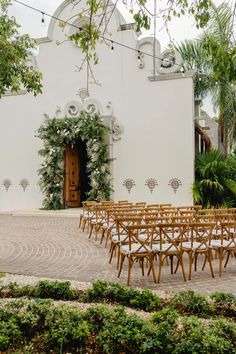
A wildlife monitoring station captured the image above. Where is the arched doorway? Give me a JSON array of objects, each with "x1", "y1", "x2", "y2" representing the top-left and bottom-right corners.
[{"x1": 64, "y1": 139, "x2": 90, "y2": 207}]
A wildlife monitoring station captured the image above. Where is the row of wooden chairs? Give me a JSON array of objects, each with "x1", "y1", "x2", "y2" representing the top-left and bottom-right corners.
[{"x1": 79, "y1": 201, "x2": 236, "y2": 286}]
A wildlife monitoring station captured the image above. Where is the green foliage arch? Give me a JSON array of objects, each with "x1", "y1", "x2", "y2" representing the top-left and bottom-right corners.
[{"x1": 37, "y1": 111, "x2": 112, "y2": 209}]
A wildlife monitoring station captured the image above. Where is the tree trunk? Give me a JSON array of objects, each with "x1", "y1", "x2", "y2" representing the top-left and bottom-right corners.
[{"x1": 218, "y1": 112, "x2": 227, "y2": 155}]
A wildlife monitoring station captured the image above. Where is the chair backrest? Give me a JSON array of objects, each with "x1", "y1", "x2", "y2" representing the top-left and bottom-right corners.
[
  {"x1": 178, "y1": 210, "x2": 196, "y2": 217},
  {"x1": 172, "y1": 215, "x2": 194, "y2": 224},
  {"x1": 125, "y1": 223, "x2": 158, "y2": 253},
  {"x1": 116, "y1": 216, "x2": 143, "y2": 242},
  {"x1": 188, "y1": 222, "x2": 215, "y2": 250},
  {"x1": 82, "y1": 201, "x2": 97, "y2": 216},
  {"x1": 220, "y1": 221, "x2": 236, "y2": 248},
  {"x1": 197, "y1": 208, "x2": 215, "y2": 215},
  {"x1": 158, "y1": 223, "x2": 189, "y2": 252},
  {"x1": 159, "y1": 204, "x2": 172, "y2": 208},
  {"x1": 194, "y1": 214, "x2": 216, "y2": 223}
]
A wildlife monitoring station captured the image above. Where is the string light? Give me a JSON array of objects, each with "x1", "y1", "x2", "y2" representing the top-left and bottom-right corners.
[
  {"x1": 12, "y1": 0, "x2": 211, "y2": 78},
  {"x1": 137, "y1": 50, "x2": 141, "y2": 63},
  {"x1": 111, "y1": 41, "x2": 114, "y2": 52},
  {"x1": 12, "y1": 0, "x2": 182, "y2": 69},
  {"x1": 41, "y1": 12, "x2": 45, "y2": 27}
]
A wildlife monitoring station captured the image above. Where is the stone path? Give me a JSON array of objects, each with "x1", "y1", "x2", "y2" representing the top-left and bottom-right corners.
[{"x1": 0, "y1": 214, "x2": 235, "y2": 295}]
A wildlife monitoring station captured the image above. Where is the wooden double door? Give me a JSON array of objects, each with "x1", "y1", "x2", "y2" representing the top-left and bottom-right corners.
[{"x1": 64, "y1": 142, "x2": 89, "y2": 208}]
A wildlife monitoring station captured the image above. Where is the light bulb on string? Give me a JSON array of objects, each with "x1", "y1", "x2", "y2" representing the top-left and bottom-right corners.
[
  {"x1": 137, "y1": 50, "x2": 141, "y2": 64},
  {"x1": 111, "y1": 41, "x2": 114, "y2": 52},
  {"x1": 41, "y1": 12, "x2": 45, "y2": 27}
]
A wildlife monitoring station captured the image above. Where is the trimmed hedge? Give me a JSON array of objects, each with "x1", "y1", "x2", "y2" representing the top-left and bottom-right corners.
[
  {"x1": 0, "y1": 299, "x2": 236, "y2": 353},
  {"x1": 1, "y1": 280, "x2": 236, "y2": 318}
]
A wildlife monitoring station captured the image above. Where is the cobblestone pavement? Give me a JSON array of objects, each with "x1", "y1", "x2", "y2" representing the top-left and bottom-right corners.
[{"x1": 0, "y1": 215, "x2": 235, "y2": 295}]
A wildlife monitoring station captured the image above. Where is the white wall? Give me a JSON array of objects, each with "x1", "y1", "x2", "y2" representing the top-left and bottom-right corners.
[{"x1": 0, "y1": 0, "x2": 194, "y2": 210}]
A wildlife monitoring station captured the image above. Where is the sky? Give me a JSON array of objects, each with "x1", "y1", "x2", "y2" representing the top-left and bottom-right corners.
[{"x1": 8, "y1": 0, "x2": 228, "y2": 116}]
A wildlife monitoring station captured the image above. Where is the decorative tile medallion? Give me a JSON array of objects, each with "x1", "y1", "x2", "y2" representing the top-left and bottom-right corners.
[
  {"x1": 78, "y1": 88, "x2": 89, "y2": 101},
  {"x1": 168, "y1": 178, "x2": 182, "y2": 193},
  {"x1": 2, "y1": 179, "x2": 12, "y2": 191},
  {"x1": 123, "y1": 179, "x2": 135, "y2": 194},
  {"x1": 20, "y1": 179, "x2": 29, "y2": 192},
  {"x1": 145, "y1": 178, "x2": 158, "y2": 193}
]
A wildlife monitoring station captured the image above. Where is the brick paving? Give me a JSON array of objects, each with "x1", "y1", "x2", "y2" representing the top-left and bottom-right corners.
[{"x1": 0, "y1": 214, "x2": 235, "y2": 295}]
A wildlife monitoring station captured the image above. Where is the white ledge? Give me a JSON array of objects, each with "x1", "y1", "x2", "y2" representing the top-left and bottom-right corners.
[
  {"x1": 36, "y1": 37, "x2": 52, "y2": 44},
  {"x1": 148, "y1": 72, "x2": 195, "y2": 81},
  {"x1": 4, "y1": 90, "x2": 27, "y2": 97}
]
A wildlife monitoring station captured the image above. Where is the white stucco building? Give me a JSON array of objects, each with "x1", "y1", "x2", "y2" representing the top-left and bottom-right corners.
[{"x1": 0, "y1": 0, "x2": 195, "y2": 211}]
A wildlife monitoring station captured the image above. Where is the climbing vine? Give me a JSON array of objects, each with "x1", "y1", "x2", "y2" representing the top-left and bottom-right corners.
[{"x1": 36, "y1": 111, "x2": 112, "y2": 210}]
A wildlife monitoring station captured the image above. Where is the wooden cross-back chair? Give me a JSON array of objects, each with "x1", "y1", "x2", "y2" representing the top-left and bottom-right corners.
[
  {"x1": 117, "y1": 223, "x2": 157, "y2": 286},
  {"x1": 182, "y1": 222, "x2": 215, "y2": 280},
  {"x1": 152, "y1": 223, "x2": 188, "y2": 283},
  {"x1": 109, "y1": 216, "x2": 143, "y2": 268},
  {"x1": 104, "y1": 207, "x2": 143, "y2": 247},
  {"x1": 88, "y1": 204, "x2": 113, "y2": 240},
  {"x1": 211, "y1": 221, "x2": 236, "y2": 276},
  {"x1": 159, "y1": 209, "x2": 178, "y2": 218},
  {"x1": 178, "y1": 209, "x2": 196, "y2": 217},
  {"x1": 79, "y1": 201, "x2": 97, "y2": 231}
]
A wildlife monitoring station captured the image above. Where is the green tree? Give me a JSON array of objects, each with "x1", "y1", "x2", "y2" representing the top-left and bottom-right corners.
[
  {"x1": 0, "y1": 0, "x2": 42, "y2": 97},
  {"x1": 175, "y1": 1, "x2": 236, "y2": 153},
  {"x1": 193, "y1": 150, "x2": 236, "y2": 207}
]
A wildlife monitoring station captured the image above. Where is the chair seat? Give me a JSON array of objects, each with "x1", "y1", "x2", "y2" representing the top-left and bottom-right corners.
[
  {"x1": 182, "y1": 242, "x2": 206, "y2": 250},
  {"x1": 120, "y1": 244, "x2": 152, "y2": 255},
  {"x1": 112, "y1": 234, "x2": 127, "y2": 243},
  {"x1": 152, "y1": 243, "x2": 179, "y2": 253},
  {"x1": 211, "y1": 239, "x2": 236, "y2": 248}
]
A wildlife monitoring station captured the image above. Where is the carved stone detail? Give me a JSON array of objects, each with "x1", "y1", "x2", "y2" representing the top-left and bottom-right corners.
[
  {"x1": 2, "y1": 179, "x2": 12, "y2": 191},
  {"x1": 78, "y1": 88, "x2": 89, "y2": 101},
  {"x1": 64, "y1": 101, "x2": 82, "y2": 117},
  {"x1": 123, "y1": 179, "x2": 135, "y2": 193},
  {"x1": 83, "y1": 98, "x2": 102, "y2": 114},
  {"x1": 20, "y1": 179, "x2": 29, "y2": 192},
  {"x1": 145, "y1": 178, "x2": 158, "y2": 193},
  {"x1": 112, "y1": 119, "x2": 123, "y2": 141},
  {"x1": 159, "y1": 49, "x2": 182, "y2": 74},
  {"x1": 168, "y1": 178, "x2": 182, "y2": 193}
]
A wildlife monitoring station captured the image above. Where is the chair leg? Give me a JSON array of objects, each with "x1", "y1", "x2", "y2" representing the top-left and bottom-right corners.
[
  {"x1": 202, "y1": 254, "x2": 207, "y2": 271},
  {"x1": 174, "y1": 259, "x2": 180, "y2": 274},
  {"x1": 157, "y1": 254, "x2": 162, "y2": 284},
  {"x1": 118, "y1": 254, "x2": 125, "y2": 278},
  {"x1": 219, "y1": 248, "x2": 223, "y2": 277},
  {"x1": 127, "y1": 257, "x2": 132, "y2": 286},
  {"x1": 89, "y1": 224, "x2": 94, "y2": 239},
  {"x1": 194, "y1": 254, "x2": 198, "y2": 271},
  {"x1": 100, "y1": 229, "x2": 105, "y2": 244},
  {"x1": 149, "y1": 255, "x2": 156, "y2": 283},
  {"x1": 224, "y1": 252, "x2": 230, "y2": 268},
  {"x1": 170, "y1": 255, "x2": 174, "y2": 274},
  {"x1": 179, "y1": 255, "x2": 186, "y2": 282},
  {"x1": 188, "y1": 251, "x2": 193, "y2": 280},
  {"x1": 79, "y1": 215, "x2": 83, "y2": 228},
  {"x1": 141, "y1": 258, "x2": 145, "y2": 276},
  {"x1": 109, "y1": 243, "x2": 116, "y2": 264},
  {"x1": 116, "y1": 248, "x2": 121, "y2": 270},
  {"x1": 208, "y1": 250, "x2": 215, "y2": 278}
]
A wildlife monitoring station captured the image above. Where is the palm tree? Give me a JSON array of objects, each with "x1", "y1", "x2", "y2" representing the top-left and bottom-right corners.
[
  {"x1": 175, "y1": 1, "x2": 236, "y2": 153},
  {"x1": 193, "y1": 150, "x2": 236, "y2": 207}
]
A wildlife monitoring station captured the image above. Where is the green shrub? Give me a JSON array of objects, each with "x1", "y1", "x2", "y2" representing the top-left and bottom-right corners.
[
  {"x1": 86, "y1": 280, "x2": 161, "y2": 312},
  {"x1": 33, "y1": 280, "x2": 77, "y2": 300},
  {"x1": 152, "y1": 307, "x2": 179, "y2": 326},
  {"x1": 84, "y1": 306, "x2": 167, "y2": 354},
  {"x1": 0, "y1": 310, "x2": 22, "y2": 351},
  {"x1": 45, "y1": 305, "x2": 90, "y2": 352},
  {"x1": 170, "y1": 290, "x2": 212, "y2": 316},
  {"x1": 210, "y1": 292, "x2": 236, "y2": 317},
  {"x1": 175, "y1": 316, "x2": 236, "y2": 354}
]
